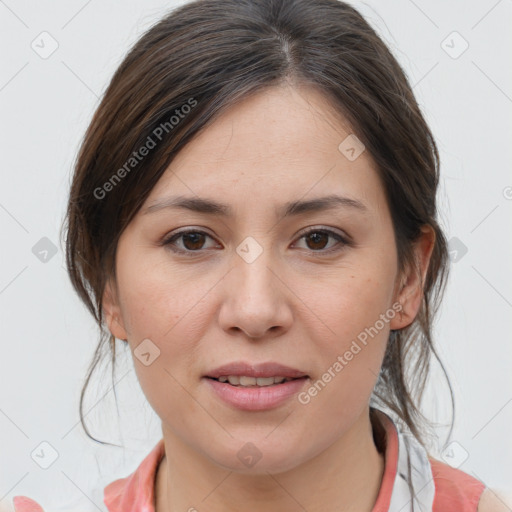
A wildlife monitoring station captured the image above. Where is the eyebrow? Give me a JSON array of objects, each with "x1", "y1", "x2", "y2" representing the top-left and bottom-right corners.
[{"x1": 142, "y1": 194, "x2": 369, "y2": 218}]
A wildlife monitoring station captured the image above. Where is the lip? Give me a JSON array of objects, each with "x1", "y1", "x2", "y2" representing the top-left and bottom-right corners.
[
  {"x1": 205, "y1": 361, "x2": 308, "y2": 379},
  {"x1": 205, "y1": 376, "x2": 309, "y2": 411}
]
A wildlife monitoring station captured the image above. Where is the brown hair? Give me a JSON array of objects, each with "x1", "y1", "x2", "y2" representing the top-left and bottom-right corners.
[{"x1": 62, "y1": 0, "x2": 454, "y2": 455}]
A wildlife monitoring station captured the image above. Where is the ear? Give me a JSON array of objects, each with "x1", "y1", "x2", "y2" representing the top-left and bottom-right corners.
[
  {"x1": 390, "y1": 225, "x2": 435, "y2": 330},
  {"x1": 102, "y1": 278, "x2": 128, "y2": 341}
]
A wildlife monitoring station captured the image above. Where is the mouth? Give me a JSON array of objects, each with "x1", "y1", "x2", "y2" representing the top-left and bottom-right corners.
[
  {"x1": 204, "y1": 361, "x2": 309, "y2": 383},
  {"x1": 203, "y1": 362, "x2": 309, "y2": 410},
  {"x1": 205, "y1": 375, "x2": 307, "y2": 387}
]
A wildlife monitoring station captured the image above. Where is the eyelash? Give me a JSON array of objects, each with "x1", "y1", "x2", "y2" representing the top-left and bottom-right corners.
[{"x1": 160, "y1": 227, "x2": 351, "y2": 257}]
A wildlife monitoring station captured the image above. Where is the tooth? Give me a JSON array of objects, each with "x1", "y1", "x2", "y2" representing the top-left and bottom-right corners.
[
  {"x1": 238, "y1": 376, "x2": 257, "y2": 386},
  {"x1": 255, "y1": 377, "x2": 275, "y2": 386},
  {"x1": 227, "y1": 376, "x2": 240, "y2": 385},
  {"x1": 221, "y1": 375, "x2": 295, "y2": 387}
]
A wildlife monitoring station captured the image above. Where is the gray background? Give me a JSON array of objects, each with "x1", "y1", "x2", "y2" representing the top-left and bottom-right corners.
[{"x1": 1, "y1": 0, "x2": 511, "y2": 510}]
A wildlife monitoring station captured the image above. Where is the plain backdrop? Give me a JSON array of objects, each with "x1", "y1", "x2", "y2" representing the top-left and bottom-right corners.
[{"x1": 1, "y1": 0, "x2": 511, "y2": 510}]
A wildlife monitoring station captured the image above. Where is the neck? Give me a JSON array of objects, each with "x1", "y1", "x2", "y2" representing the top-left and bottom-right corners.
[{"x1": 155, "y1": 407, "x2": 385, "y2": 512}]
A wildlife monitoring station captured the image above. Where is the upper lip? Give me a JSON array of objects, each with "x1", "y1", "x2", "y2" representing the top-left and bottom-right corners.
[{"x1": 205, "y1": 362, "x2": 308, "y2": 379}]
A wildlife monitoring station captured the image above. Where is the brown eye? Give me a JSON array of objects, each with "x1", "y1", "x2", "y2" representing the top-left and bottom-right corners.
[
  {"x1": 180, "y1": 232, "x2": 207, "y2": 250},
  {"x1": 304, "y1": 231, "x2": 330, "y2": 250},
  {"x1": 294, "y1": 228, "x2": 349, "y2": 254},
  {"x1": 162, "y1": 230, "x2": 218, "y2": 254}
]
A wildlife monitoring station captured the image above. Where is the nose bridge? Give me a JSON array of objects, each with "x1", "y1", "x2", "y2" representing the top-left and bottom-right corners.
[
  {"x1": 233, "y1": 234, "x2": 277, "y2": 298},
  {"x1": 218, "y1": 233, "x2": 291, "y2": 338}
]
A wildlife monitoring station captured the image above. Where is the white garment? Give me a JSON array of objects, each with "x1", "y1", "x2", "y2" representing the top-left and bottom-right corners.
[{"x1": 381, "y1": 410, "x2": 436, "y2": 512}]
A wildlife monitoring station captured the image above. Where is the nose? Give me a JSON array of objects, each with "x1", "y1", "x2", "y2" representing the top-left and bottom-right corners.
[{"x1": 218, "y1": 240, "x2": 293, "y2": 340}]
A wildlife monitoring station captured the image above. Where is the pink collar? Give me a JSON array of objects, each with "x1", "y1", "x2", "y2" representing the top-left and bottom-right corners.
[{"x1": 103, "y1": 438, "x2": 165, "y2": 512}]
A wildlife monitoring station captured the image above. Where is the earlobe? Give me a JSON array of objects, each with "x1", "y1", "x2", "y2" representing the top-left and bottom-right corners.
[
  {"x1": 390, "y1": 225, "x2": 435, "y2": 331},
  {"x1": 102, "y1": 279, "x2": 128, "y2": 341}
]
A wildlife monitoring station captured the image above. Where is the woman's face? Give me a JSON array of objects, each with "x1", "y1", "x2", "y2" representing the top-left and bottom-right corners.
[{"x1": 104, "y1": 84, "x2": 430, "y2": 473}]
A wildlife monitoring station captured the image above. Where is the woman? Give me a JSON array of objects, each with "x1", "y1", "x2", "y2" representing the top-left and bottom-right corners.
[{"x1": 13, "y1": 0, "x2": 506, "y2": 510}]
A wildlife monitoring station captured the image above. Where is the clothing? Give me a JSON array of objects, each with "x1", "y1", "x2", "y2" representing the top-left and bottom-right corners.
[{"x1": 102, "y1": 409, "x2": 486, "y2": 512}]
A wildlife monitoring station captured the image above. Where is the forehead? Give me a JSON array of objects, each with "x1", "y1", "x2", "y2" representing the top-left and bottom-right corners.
[{"x1": 143, "y1": 84, "x2": 386, "y2": 215}]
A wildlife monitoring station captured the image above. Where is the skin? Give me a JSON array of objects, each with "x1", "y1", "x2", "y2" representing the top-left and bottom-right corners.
[
  {"x1": 477, "y1": 488, "x2": 512, "y2": 512},
  {"x1": 103, "y1": 83, "x2": 435, "y2": 512}
]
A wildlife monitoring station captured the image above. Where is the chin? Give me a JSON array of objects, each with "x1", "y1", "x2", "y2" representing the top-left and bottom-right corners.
[{"x1": 204, "y1": 437, "x2": 310, "y2": 475}]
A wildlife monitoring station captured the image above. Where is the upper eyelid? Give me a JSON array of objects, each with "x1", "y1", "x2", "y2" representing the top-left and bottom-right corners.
[
  {"x1": 295, "y1": 226, "x2": 348, "y2": 239},
  {"x1": 166, "y1": 225, "x2": 347, "y2": 239}
]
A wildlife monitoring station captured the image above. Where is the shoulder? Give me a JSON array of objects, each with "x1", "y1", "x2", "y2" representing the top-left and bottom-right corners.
[
  {"x1": 12, "y1": 496, "x2": 45, "y2": 512},
  {"x1": 429, "y1": 457, "x2": 486, "y2": 511},
  {"x1": 476, "y1": 488, "x2": 512, "y2": 512}
]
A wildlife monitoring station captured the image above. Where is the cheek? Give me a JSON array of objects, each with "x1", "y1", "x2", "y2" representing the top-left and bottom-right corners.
[
  {"x1": 299, "y1": 277, "x2": 391, "y2": 422},
  {"x1": 297, "y1": 254, "x2": 395, "y2": 401},
  {"x1": 133, "y1": 356, "x2": 199, "y2": 435},
  {"x1": 118, "y1": 250, "x2": 208, "y2": 338},
  {"x1": 116, "y1": 253, "x2": 214, "y2": 407},
  {"x1": 307, "y1": 268, "x2": 395, "y2": 345},
  {"x1": 120, "y1": 266, "x2": 207, "y2": 419}
]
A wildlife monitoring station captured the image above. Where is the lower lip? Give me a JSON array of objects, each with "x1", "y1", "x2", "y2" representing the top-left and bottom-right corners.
[{"x1": 205, "y1": 377, "x2": 309, "y2": 411}]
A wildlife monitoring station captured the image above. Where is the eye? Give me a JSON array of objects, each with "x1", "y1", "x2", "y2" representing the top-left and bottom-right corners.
[
  {"x1": 162, "y1": 229, "x2": 219, "y2": 255},
  {"x1": 293, "y1": 227, "x2": 349, "y2": 254}
]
